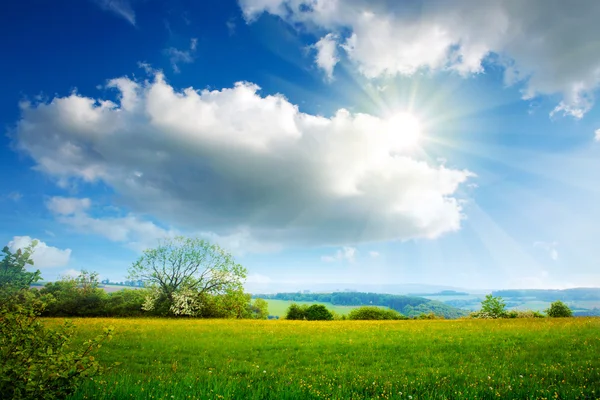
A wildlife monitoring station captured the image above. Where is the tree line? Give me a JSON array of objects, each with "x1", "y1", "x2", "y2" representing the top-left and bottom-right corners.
[{"x1": 254, "y1": 291, "x2": 468, "y2": 319}]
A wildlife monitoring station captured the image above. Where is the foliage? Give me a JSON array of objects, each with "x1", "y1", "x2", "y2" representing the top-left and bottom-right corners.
[
  {"x1": 506, "y1": 310, "x2": 546, "y2": 319},
  {"x1": 0, "y1": 288, "x2": 116, "y2": 400},
  {"x1": 348, "y1": 306, "x2": 407, "y2": 320},
  {"x1": 247, "y1": 298, "x2": 269, "y2": 320},
  {"x1": 41, "y1": 271, "x2": 107, "y2": 317},
  {"x1": 285, "y1": 303, "x2": 307, "y2": 320},
  {"x1": 479, "y1": 294, "x2": 507, "y2": 318},
  {"x1": 102, "y1": 289, "x2": 147, "y2": 317},
  {"x1": 67, "y1": 318, "x2": 600, "y2": 400},
  {"x1": 545, "y1": 300, "x2": 573, "y2": 318},
  {"x1": 128, "y1": 236, "x2": 247, "y2": 316},
  {"x1": 254, "y1": 291, "x2": 468, "y2": 319},
  {"x1": 415, "y1": 311, "x2": 444, "y2": 320},
  {"x1": 0, "y1": 241, "x2": 41, "y2": 290},
  {"x1": 304, "y1": 304, "x2": 334, "y2": 321}
]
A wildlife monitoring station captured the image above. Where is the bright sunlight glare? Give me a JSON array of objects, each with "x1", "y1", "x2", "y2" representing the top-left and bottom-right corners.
[{"x1": 384, "y1": 112, "x2": 422, "y2": 151}]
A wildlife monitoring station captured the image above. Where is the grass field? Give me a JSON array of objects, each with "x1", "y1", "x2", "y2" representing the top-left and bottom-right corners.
[
  {"x1": 51, "y1": 317, "x2": 600, "y2": 399},
  {"x1": 264, "y1": 299, "x2": 388, "y2": 317}
]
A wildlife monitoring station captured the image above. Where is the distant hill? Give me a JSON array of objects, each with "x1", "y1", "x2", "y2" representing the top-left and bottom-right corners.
[
  {"x1": 492, "y1": 288, "x2": 600, "y2": 301},
  {"x1": 252, "y1": 292, "x2": 469, "y2": 319}
]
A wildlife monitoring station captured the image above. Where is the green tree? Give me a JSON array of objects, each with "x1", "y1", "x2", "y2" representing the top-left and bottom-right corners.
[
  {"x1": 0, "y1": 241, "x2": 41, "y2": 289},
  {"x1": 248, "y1": 298, "x2": 269, "y2": 319},
  {"x1": 40, "y1": 271, "x2": 107, "y2": 317},
  {"x1": 479, "y1": 294, "x2": 507, "y2": 318},
  {"x1": 285, "y1": 303, "x2": 307, "y2": 320},
  {"x1": 304, "y1": 304, "x2": 334, "y2": 321},
  {"x1": 546, "y1": 300, "x2": 573, "y2": 317},
  {"x1": 129, "y1": 237, "x2": 247, "y2": 316}
]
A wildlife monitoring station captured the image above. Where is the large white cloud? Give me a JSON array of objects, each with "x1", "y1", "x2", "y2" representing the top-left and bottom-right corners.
[
  {"x1": 13, "y1": 72, "x2": 471, "y2": 248},
  {"x1": 7, "y1": 236, "x2": 71, "y2": 268},
  {"x1": 239, "y1": 0, "x2": 600, "y2": 118}
]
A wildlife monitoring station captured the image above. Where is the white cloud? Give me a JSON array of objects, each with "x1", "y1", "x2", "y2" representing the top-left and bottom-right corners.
[
  {"x1": 60, "y1": 268, "x2": 81, "y2": 278},
  {"x1": 322, "y1": 246, "x2": 357, "y2": 263},
  {"x1": 246, "y1": 273, "x2": 272, "y2": 284},
  {"x1": 226, "y1": 18, "x2": 237, "y2": 36},
  {"x1": 369, "y1": 251, "x2": 380, "y2": 258},
  {"x1": 13, "y1": 71, "x2": 472, "y2": 249},
  {"x1": 164, "y1": 38, "x2": 198, "y2": 73},
  {"x1": 240, "y1": 0, "x2": 600, "y2": 118},
  {"x1": 595, "y1": 129, "x2": 600, "y2": 142},
  {"x1": 7, "y1": 236, "x2": 71, "y2": 268},
  {"x1": 313, "y1": 33, "x2": 339, "y2": 81},
  {"x1": 46, "y1": 197, "x2": 91, "y2": 215},
  {"x1": 534, "y1": 241, "x2": 558, "y2": 261},
  {"x1": 93, "y1": 0, "x2": 136, "y2": 26}
]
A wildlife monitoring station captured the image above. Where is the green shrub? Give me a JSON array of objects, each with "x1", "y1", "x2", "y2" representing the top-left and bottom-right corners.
[
  {"x1": 348, "y1": 306, "x2": 407, "y2": 320},
  {"x1": 285, "y1": 303, "x2": 307, "y2": 320},
  {"x1": 479, "y1": 294, "x2": 507, "y2": 318},
  {"x1": 0, "y1": 288, "x2": 117, "y2": 400},
  {"x1": 305, "y1": 304, "x2": 334, "y2": 321},
  {"x1": 416, "y1": 312, "x2": 444, "y2": 320},
  {"x1": 546, "y1": 300, "x2": 573, "y2": 318}
]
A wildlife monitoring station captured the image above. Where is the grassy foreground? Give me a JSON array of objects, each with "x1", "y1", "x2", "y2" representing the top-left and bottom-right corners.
[{"x1": 52, "y1": 318, "x2": 600, "y2": 400}]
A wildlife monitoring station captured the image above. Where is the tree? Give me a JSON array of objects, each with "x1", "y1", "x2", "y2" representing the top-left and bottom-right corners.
[
  {"x1": 285, "y1": 303, "x2": 307, "y2": 320},
  {"x1": 0, "y1": 241, "x2": 41, "y2": 289},
  {"x1": 546, "y1": 300, "x2": 573, "y2": 317},
  {"x1": 304, "y1": 304, "x2": 334, "y2": 321},
  {"x1": 128, "y1": 236, "x2": 247, "y2": 316},
  {"x1": 479, "y1": 294, "x2": 507, "y2": 318},
  {"x1": 249, "y1": 298, "x2": 269, "y2": 319}
]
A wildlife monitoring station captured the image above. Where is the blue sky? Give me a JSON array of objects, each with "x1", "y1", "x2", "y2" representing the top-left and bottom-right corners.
[{"x1": 1, "y1": 0, "x2": 600, "y2": 291}]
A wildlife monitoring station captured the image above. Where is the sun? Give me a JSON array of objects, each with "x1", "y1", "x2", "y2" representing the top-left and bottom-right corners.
[{"x1": 383, "y1": 112, "x2": 422, "y2": 151}]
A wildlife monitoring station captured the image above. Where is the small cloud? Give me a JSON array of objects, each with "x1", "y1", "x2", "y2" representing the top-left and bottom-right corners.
[
  {"x1": 226, "y1": 18, "x2": 236, "y2": 36},
  {"x1": 164, "y1": 38, "x2": 198, "y2": 73},
  {"x1": 46, "y1": 197, "x2": 91, "y2": 215},
  {"x1": 246, "y1": 273, "x2": 272, "y2": 284},
  {"x1": 60, "y1": 269, "x2": 81, "y2": 279},
  {"x1": 6, "y1": 236, "x2": 71, "y2": 268},
  {"x1": 45, "y1": 230, "x2": 56, "y2": 237},
  {"x1": 2, "y1": 191, "x2": 22, "y2": 202},
  {"x1": 312, "y1": 33, "x2": 340, "y2": 81},
  {"x1": 321, "y1": 246, "x2": 357, "y2": 263},
  {"x1": 93, "y1": 0, "x2": 136, "y2": 26},
  {"x1": 369, "y1": 251, "x2": 380, "y2": 258},
  {"x1": 595, "y1": 128, "x2": 600, "y2": 142},
  {"x1": 534, "y1": 241, "x2": 558, "y2": 261}
]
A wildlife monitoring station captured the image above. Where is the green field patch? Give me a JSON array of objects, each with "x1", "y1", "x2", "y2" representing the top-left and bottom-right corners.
[{"x1": 264, "y1": 299, "x2": 388, "y2": 317}]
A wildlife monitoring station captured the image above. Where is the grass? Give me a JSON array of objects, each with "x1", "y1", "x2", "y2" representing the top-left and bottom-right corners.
[
  {"x1": 55, "y1": 318, "x2": 600, "y2": 400},
  {"x1": 264, "y1": 299, "x2": 388, "y2": 317}
]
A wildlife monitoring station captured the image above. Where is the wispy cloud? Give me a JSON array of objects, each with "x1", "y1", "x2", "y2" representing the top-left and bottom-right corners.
[
  {"x1": 93, "y1": 0, "x2": 136, "y2": 26},
  {"x1": 534, "y1": 241, "x2": 558, "y2": 261},
  {"x1": 2, "y1": 191, "x2": 22, "y2": 202},
  {"x1": 369, "y1": 251, "x2": 380, "y2": 258},
  {"x1": 226, "y1": 18, "x2": 237, "y2": 36},
  {"x1": 322, "y1": 247, "x2": 357, "y2": 263},
  {"x1": 595, "y1": 129, "x2": 600, "y2": 142},
  {"x1": 164, "y1": 38, "x2": 198, "y2": 73}
]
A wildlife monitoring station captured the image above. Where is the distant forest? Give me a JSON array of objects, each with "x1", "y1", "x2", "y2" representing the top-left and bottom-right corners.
[{"x1": 253, "y1": 292, "x2": 469, "y2": 319}]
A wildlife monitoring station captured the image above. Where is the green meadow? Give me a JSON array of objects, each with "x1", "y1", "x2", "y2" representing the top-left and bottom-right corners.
[
  {"x1": 264, "y1": 299, "x2": 388, "y2": 317},
  {"x1": 57, "y1": 317, "x2": 600, "y2": 400}
]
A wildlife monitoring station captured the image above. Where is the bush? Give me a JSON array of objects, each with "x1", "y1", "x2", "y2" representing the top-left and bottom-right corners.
[
  {"x1": 506, "y1": 310, "x2": 546, "y2": 319},
  {"x1": 479, "y1": 294, "x2": 507, "y2": 318},
  {"x1": 0, "y1": 288, "x2": 116, "y2": 400},
  {"x1": 348, "y1": 306, "x2": 407, "y2": 320},
  {"x1": 285, "y1": 303, "x2": 307, "y2": 320},
  {"x1": 305, "y1": 304, "x2": 334, "y2": 321},
  {"x1": 416, "y1": 312, "x2": 444, "y2": 320},
  {"x1": 546, "y1": 300, "x2": 573, "y2": 318}
]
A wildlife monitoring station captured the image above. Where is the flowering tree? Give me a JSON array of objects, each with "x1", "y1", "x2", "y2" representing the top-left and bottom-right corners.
[{"x1": 129, "y1": 236, "x2": 247, "y2": 316}]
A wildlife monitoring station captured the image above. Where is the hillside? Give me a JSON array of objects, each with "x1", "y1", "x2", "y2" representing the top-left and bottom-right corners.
[{"x1": 253, "y1": 291, "x2": 469, "y2": 319}]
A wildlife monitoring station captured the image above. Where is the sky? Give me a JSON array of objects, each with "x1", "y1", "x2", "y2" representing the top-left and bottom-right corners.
[{"x1": 1, "y1": 0, "x2": 600, "y2": 292}]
